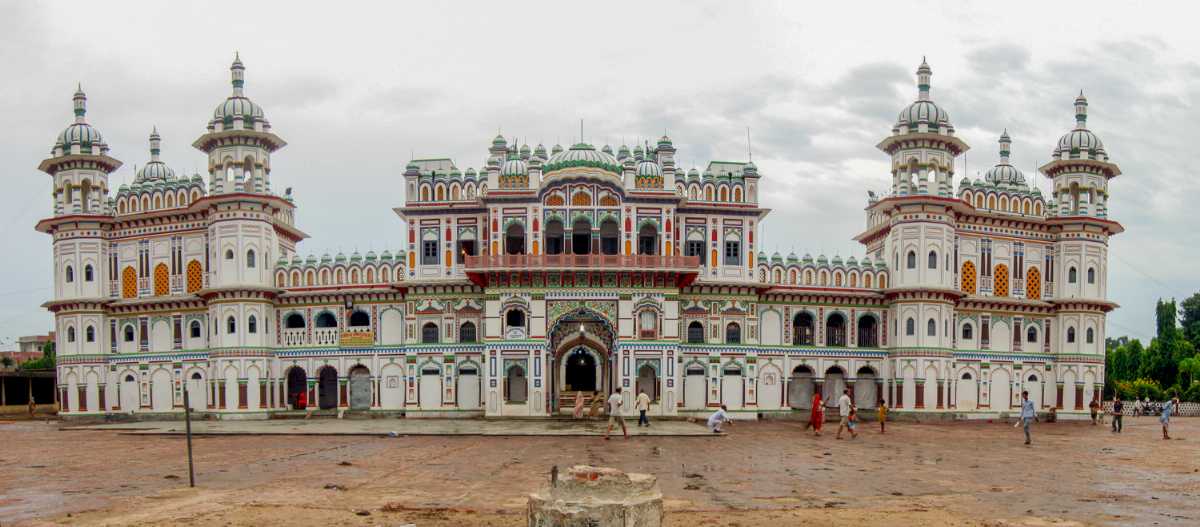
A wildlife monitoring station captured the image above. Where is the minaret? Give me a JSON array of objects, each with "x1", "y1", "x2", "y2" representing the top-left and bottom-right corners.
[
  {"x1": 193, "y1": 54, "x2": 285, "y2": 195},
  {"x1": 41, "y1": 85, "x2": 120, "y2": 216}
]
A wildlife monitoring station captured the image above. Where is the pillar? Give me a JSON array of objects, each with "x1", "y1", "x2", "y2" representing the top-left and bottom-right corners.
[
  {"x1": 1074, "y1": 384, "x2": 1084, "y2": 410},
  {"x1": 915, "y1": 381, "x2": 924, "y2": 409},
  {"x1": 1056, "y1": 383, "x2": 1064, "y2": 409},
  {"x1": 895, "y1": 380, "x2": 903, "y2": 408},
  {"x1": 936, "y1": 380, "x2": 944, "y2": 409}
]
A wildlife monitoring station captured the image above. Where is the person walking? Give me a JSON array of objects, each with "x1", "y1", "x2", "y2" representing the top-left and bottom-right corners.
[
  {"x1": 1089, "y1": 399, "x2": 1099, "y2": 425},
  {"x1": 1018, "y1": 390, "x2": 1037, "y2": 445},
  {"x1": 1133, "y1": 397, "x2": 1143, "y2": 418},
  {"x1": 803, "y1": 392, "x2": 823, "y2": 435},
  {"x1": 707, "y1": 404, "x2": 731, "y2": 433},
  {"x1": 877, "y1": 399, "x2": 889, "y2": 434},
  {"x1": 28, "y1": 396, "x2": 37, "y2": 418},
  {"x1": 835, "y1": 389, "x2": 854, "y2": 440},
  {"x1": 636, "y1": 389, "x2": 651, "y2": 427},
  {"x1": 1160, "y1": 395, "x2": 1179, "y2": 440},
  {"x1": 589, "y1": 391, "x2": 604, "y2": 418},
  {"x1": 572, "y1": 391, "x2": 585, "y2": 419},
  {"x1": 1111, "y1": 396, "x2": 1124, "y2": 433},
  {"x1": 604, "y1": 387, "x2": 628, "y2": 440}
]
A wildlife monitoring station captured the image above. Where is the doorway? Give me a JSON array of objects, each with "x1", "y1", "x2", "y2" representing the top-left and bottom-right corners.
[
  {"x1": 318, "y1": 367, "x2": 338, "y2": 409},
  {"x1": 349, "y1": 366, "x2": 371, "y2": 410},
  {"x1": 564, "y1": 348, "x2": 598, "y2": 392},
  {"x1": 571, "y1": 218, "x2": 591, "y2": 255},
  {"x1": 286, "y1": 367, "x2": 307, "y2": 409}
]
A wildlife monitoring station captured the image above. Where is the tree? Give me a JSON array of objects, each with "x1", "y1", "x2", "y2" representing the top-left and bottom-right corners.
[
  {"x1": 1181, "y1": 293, "x2": 1200, "y2": 350},
  {"x1": 0, "y1": 355, "x2": 14, "y2": 369}
]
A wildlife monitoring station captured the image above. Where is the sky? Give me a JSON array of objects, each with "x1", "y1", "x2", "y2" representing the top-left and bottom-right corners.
[{"x1": 1, "y1": 0, "x2": 1198, "y2": 347}]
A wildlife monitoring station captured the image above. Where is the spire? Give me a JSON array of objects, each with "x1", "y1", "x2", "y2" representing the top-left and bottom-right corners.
[
  {"x1": 72, "y1": 83, "x2": 87, "y2": 123},
  {"x1": 917, "y1": 57, "x2": 932, "y2": 101},
  {"x1": 231, "y1": 52, "x2": 245, "y2": 97},
  {"x1": 998, "y1": 129, "x2": 1011, "y2": 164},
  {"x1": 149, "y1": 127, "x2": 161, "y2": 161},
  {"x1": 1074, "y1": 91, "x2": 1088, "y2": 128}
]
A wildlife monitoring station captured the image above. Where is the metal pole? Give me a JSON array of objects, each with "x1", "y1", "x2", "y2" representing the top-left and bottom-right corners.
[{"x1": 183, "y1": 387, "x2": 195, "y2": 487}]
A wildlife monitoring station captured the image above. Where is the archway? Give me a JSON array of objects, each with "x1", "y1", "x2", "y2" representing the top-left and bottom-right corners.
[
  {"x1": 505, "y1": 223, "x2": 525, "y2": 255},
  {"x1": 548, "y1": 307, "x2": 615, "y2": 414},
  {"x1": 563, "y1": 347, "x2": 598, "y2": 392},
  {"x1": 286, "y1": 366, "x2": 307, "y2": 409},
  {"x1": 599, "y1": 219, "x2": 619, "y2": 255},
  {"x1": 571, "y1": 217, "x2": 592, "y2": 255},
  {"x1": 684, "y1": 363, "x2": 707, "y2": 410},
  {"x1": 545, "y1": 219, "x2": 564, "y2": 255},
  {"x1": 788, "y1": 365, "x2": 814, "y2": 409},
  {"x1": 349, "y1": 365, "x2": 371, "y2": 410},
  {"x1": 636, "y1": 362, "x2": 659, "y2": 402},
  {"x1": 318, "y1": 367, "x2": 338, "y2": 410}
]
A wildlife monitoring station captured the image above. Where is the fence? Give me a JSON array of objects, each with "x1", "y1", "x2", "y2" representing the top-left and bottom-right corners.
[{"x1": 1102, "y1": 400, "x2": 1200, "y2": 417}]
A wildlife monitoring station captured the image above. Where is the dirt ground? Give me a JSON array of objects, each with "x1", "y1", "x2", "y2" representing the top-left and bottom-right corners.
[{"x1": 1, "y1": 416, "x2": 1197, "y2": 526}]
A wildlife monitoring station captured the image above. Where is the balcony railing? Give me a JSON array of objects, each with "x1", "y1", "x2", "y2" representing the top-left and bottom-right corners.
[
  {"x1": 313, "y1": 328, "x2": 339, "y2": 346},
  {"x1": 464, "y1": 254, "x2": 700, "y2": 272},
  {"x1": 282, "y1": 328, "x2": 307, "y2": 346}
]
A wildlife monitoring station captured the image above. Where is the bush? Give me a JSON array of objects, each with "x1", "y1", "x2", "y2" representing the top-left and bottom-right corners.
[{"x1": 1117, "y1": 378, "x2": 1165, "y2": 401}]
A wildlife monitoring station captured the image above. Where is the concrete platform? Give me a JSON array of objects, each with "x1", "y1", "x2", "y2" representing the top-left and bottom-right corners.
[{"x1": 64, "y1": 417, "x2": 718, "y2": 437}]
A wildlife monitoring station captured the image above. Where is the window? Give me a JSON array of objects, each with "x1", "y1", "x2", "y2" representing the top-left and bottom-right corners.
[
  {"x1": 928, "y1": 250, "x2": 937, "y2": 269},
  {"x1": 246, "y1": 249, "x2": 256, "y2": 268},
  {"x1": 826, "y1": 314, "x2": 847, "y2": 347},
  {"x1": 723, "y1": 240, "x2": 741, "y2": 266},
  {"x1": 1087, "y1": 267, "x2": 1095, "y2": 284},
  {"x1": 927, "y1": 318, "x2": 936, "y2": 337},
  {"x1": 190, "y1": 320, "x2": 202, "y2": 338},
  {"x1": 639, "y1": 310, "x2": 657, "y2": 338},
  {"x1": 422, "y1": 322, "x2": 439, "y2": 343},
  {"x1": 687, "y1": 321, "x2": 705, "y2": 343},
  {"x1": 725, "y1": 322, "x2": 741, "y2": 344},
  {"x1": 905, "y1": 318, "x2": 915, "y2": 336},
  {"x1": 85, "y1": 325, "x2": 95, "y2": 342},
  {"x1": 505, "y1": 309, "x2": 526, "y2": 329},
  {"x1": 1086, "y1": 327, "x2": 1094, "y2": 344},
  {"x1": 1067, "y1": 326, "x2": 1076, "y2": 343},
  {"x1": 1068, "y1": 267, "x2": 1077, "y2": 283},
  {"x1": 248, "y1": 315, "x2": 257, "y2": 334},
  {"x1": 906, "y1": 251, "x2": 916, "y2": 269},
  {"x1": 227, "y1": 316, "x2": 237, "y2": 334},
  {"x1": 225, "y1": 249, "x2": 234, "y2": 260},
  {"x1": 857, "y1": 316, "x2": 879, "y2": 347},
  {"x1": 285, "y1": 313, "x2": 305, "y2": 329},
  {"x1": 962, "y1": 323, "x2": 973, "y2": 340},
  {"x1": 422, "y1": 239, "x2": 438, "y2": 265},
  {"x1": 686, "y1": 240, "x2": 706, "y2": 265},
  {"x1": 349, "y1": 310, "x2": 370, "y2": 327},
  {"x1": 459, "y1": 321, "x2": 477, "y2": 343},
  {"x1": 314, "y1": 312, "x2": 337, "y2": 328},
  {"x1": 65, "y1": 266, "x2": 74, "y2": 283},
  {"x1": 84, "y1": 264, "x2": 94, "y2": 282},
  {"x1": 67, "y1": 326, "x2": 76, "y2": 342},
  {"x1": 1027, "y1": 326, "x2": 1037, "y2": 343},
  {"x1": 124, "y1": 324, "x2": 135, "y2": 342},
  {"x1": 793, "y1": 312, "x2": 815, "y2": 345}
]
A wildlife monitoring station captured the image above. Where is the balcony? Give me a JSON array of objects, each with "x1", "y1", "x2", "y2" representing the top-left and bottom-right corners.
[
  {"x1": 313, "y1": 328, "x2": 339, "y2": 346},
  {"x1": 282, "y1": 328, "x2": 307, "y2": 346},
  {"x1": 464, "y1": 254, "x2": 700, "y2": 272}
]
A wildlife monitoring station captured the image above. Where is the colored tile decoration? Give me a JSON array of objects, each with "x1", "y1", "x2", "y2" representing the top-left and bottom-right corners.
[
  {"x1": 186, "y1": 260, "x2": 203, "y2": 293},
  {"x1": 994, "y1": 264, "x2": 1009, "y2": 297},
  {"x1": 122, "y1": 266, "x2": 137, "y2": 298},
  {"x1": 1026, "y1": 267, "x2": 1041, "y2": 300},
  {"x1": 961, "y1": 261, "x2": 977, "y2": 294},
  {"x1": 154, "y1": 263, "x2": 169, "y2": 296}
]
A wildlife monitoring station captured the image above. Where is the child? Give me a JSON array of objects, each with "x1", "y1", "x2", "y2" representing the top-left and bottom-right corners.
[
  {"x1": 846, "y1": 405, "x2": 858, "y2": 439},
  {"x1": 877, "y1": 399, "x2": 888, "y2": 433}
]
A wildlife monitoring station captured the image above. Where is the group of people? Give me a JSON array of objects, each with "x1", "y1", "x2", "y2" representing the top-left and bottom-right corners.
[
  {"x1": 587, "y1": 387, "x2": 655, "y2": 440},
  {"x1": 800, "y1": 389, "x2": 889, "y2": 439},
  {"x1": 1021, "y1": 391, "x2": 1182, "y2": 445}
]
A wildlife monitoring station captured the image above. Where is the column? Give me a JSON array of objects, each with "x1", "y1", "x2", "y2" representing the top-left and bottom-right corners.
[{"x1": 936, "y1": 380, "x2": 945, "y2": 409}]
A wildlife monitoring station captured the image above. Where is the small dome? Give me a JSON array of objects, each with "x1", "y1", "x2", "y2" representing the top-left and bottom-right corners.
[
  {"x1": 601, "y1": 144, "x2": 614, "y2": 156},
  {"x1": 492, "y1": 134, "x2": 507, "y2": 147},
  {"x1": 687, "y1": 168, "x2": 700, "y2": 178},
  {"x1": 543, "y1": 143, "x2": 622, "y2": 175},
  {"x1": 335, "y1": 252, "x2": 347, "y2": 263},
  {"x1": 534, "y1": 144, "x2": 548, "y2": 159},
  {"x1": 771, "y1": 252, "x2": 782, "y2": 263},
  {"x1": 984, "y1": 130, "x2": 1025, "y2": 185},
  {"x1": 636, "y1": 159, "x2": 663, "y2": 178},
  {"x1": 135, "y1": 128, "x2": 176, "y2": 183},
  {"x1": 501, "y1": 157, "x2": 528, "y2": 177},
  {"x1": 551, "y1": 143, "x2": 564, "y2": 155},
  {"x1": 617, "y1": 145, "x2": 631, "y2": 160},
  {"x1": 55, "y1": 86, "x2": 108, "y2": 154},
  {"x1": 743, "y1": 161, "x2": 758, "y2": 175},
  {"x1": 209, "y1": 54, "x2": 268, "y2": 129},
  {"x1": 657, "y1": 135, "x2": 673, "y2": 148},
  {"x1": 894, "y1": 59, "x2": 953, "y2": 133},
  {"x1": 365, "y1": 250, "x2": 377, "y2": 261},
  {"x1": 1053, "y1": 93, "x2": 1107, "y2": 160}
]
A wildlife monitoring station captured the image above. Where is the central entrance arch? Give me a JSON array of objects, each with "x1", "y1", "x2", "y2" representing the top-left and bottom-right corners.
[
  {"x1": 547, "y1": 307, "x2": 616, "y2": 414},
  {"x1": 563, "y1": 347, "x2": 599, "y2": 392}
]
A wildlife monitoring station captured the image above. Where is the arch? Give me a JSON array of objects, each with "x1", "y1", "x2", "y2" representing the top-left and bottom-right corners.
[
  {"x1": 348, "y1": 310, "x2": 370, "y2": 327},
  {"x1": 571, "y1": 216, "x2": 592, "y2": 255},
  {"x1": 123, "y1": 323, "x2": 136, "y2": 342},
  {"x1": 66, "y1": 326, "x2": 76, "y2": 343},
  {"x1": 1068, "y1": 266, "x2": 1078, "y2": 283},
  {"x1": 725, "y1": 322, "x2": 741, "y2": 344},
  {"x1": 721, "y1": 360, "x2": 744, "y2": 408},
  {"x1": 826, "y1": 312, "x2": 847, "y2": 346},
  {"x1": 318, "y1": 366, "x2": 338, "y2": 409},
  {"x1": 226, "y1": 315, "x2": 237, "y2": 334},
  {"x1": 189, "y1": 319, "x2": 202, "y2": 339},
  {"x1": 1067, "y1": 326, "x2": 1076, "y2": 343},
  {"x1": 719, "y1": 186, "x2": 729, "y2": 202},
  {"x1": 906, "y1": 250, "x2": 917, "y2": 269},
  {"x1": 864, "y1": 273, "x2": 873, "y2": 288},
  {"x1": 857, "y1": 314, "x2": 879, "y2": 347},
  {"x1": 991, "y1": 367, "x2": 1012, "y2": 411},
  {"x1": 1086, "y1": 327, "x2": 1095, "y2": 344},
  {"x1": 956, "y1": 368, "x2": 978, "y2": 410},
  {"x1": 248, "y1": 314, "x2": 258, "y2": 334},
  {"x1": 1026, "y1": 325, "x2": 1038, "y2": 343},
  {"x1": 505, "y1": 222, "x2": 526, "y2": 255},
  {"x1": 379, "y1": 308, "x2": 403, "y2": 345},
  {"x1": 153, "y1": 263, "x2": 169, "y2": 296},
  {"x1": 961, "y1": 321, "x2": 974, "y2": 340},
  {"x1": 545, "y1": 218, "x2": 565, "y2": 255},
  {"x1": 459, "y1": 321, "x2": 477, "y2": 343},
  {"x1": 151, "y1": 368, "x2": 173, "y2": 412},
  {"x1": 599, "y1": 217, "x2": 620, "y2": 255},
  {"x1": 65, "y1": 265, "x2": 75, "y2": 283},
  {"x1": 379, "y1": 363, "x2": 405, "y2": 409},
  {"x1": 122, "y1": 266, "x2": 137, "y2": 298},
  {"x1": 421, "y1": 321, "x2": 440, "y2": 343},
  {"x1": 85, "y1": 325, "x2": 95, "y2": 343},
  {"x1": 246, "y1": 249, "x2": 256, "y2": 268},
  {"x1": 348, "y1": 365, "x2": 372, "y2": 411},
  {"x1": 987, "y1": 194, "x2": 997, "y2": 210},
  {"x1": 927, "y1": 318, "x2": 937, "y2": 337},
  {"x1": 994, "y1": 263, "x2": 1009, "y2": 297},
  {"x1": 637, "y1": 222, "x2": 658, "y2": 255},
  {"x1": 905, "y1": 317, "x2": 915, "y2": 336},
  {"x1": 793, "y1": 311, "x2": 815, "y2": 345},
  {"x1": 686, "y1": 320, "x2": 705, "y2": 343},
  {"x1": 759, "y1": 309, "x2": 782, "y2": 345},
  {"x1": 1087, "y1": 267, "x2": 1096, "y2": 284},
  {"x1": 788, "y1": 365, "x2": 815, "y2": 410},
  {"x1": 1026, "y1": 266, "x2": 1042, "y2": 300},
  {"x1": 314, "y1": 311, "x2": 338, "y2": 328},
  {"x1": 187, "y1": 260, "x2": 204, "y2": 294},
  {"x1": 961, "y1": 260, "x2": 977, "y2": 293}
]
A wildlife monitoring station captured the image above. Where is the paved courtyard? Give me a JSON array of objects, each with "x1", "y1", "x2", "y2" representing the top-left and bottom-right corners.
[
  {"x1": 65, "y1": 417, "x2": 714, "y2": 436},
  {"x1": 2, "y1": 417, "x2": 1198, "y2": 526}
]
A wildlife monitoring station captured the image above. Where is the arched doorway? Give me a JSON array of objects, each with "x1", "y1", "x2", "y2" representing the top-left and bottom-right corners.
[
  {"x1": 855, "y1": 367, "x2": 877, "y2": 409},
  {"x1": 684, "y1": 363, "x2": 707, "y2": 410},
  {"x1": 286, "y1": 367, "x2": 307, "y2": 410},
  {"x1": 548, "y1": 308, "x2": 615, "y2": 414},
  {"x1": 721, "y1": 363, "x2": 744, "y2": 409},
  {"x1": 457, "y1": 364, "x2": 480, "y2": 410},
  {"x1": 956, "y1": 371, "x2": 978, "y2": 411},
  {"x1": 349, "y1": 365, "x2": 371, "y2": 410},
  {"x1": 637, "y1": 223, "x2": 658, "y2": 255},
  {"x1": 571, "y1": 217, "x2": 592, "y2": 255},
  {"x1": 564, "y1": 347, "x2": 598, "y2": 392},
  {"x1": 857, "y1": 315, "x2": 879, "y2": 347},
  {"x1": 636, "y1": 362, "x2": 659, "y2": 402},
  {"x1": 788, "y1": 365, "x2": 814, "y2": 409},
  {"x1": 318, "y1": 367, "x2": 338, "y2": 410},
  {"x1": 545, "y1": 219, "x2": 565, "y2": 255},
  {"x1": 505, "y1": 363, "x2": 527, "y2": 403},
  {"x1": 120, "y1": 373, "x2": 139, "y2": 413},
  {"x1": 505, "y1": 223, "x2": 525, "y2": 255},
  {"x1": 823, "y1": 366, "x2": 846, "y2": 411},
  {"x1": 599, "y1": 219, "x2": 619, "y2": 255}
]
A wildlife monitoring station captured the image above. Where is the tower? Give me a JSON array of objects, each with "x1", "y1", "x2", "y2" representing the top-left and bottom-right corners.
[
  {"x1": 194, "y1": 53, "x2": 285, "y2": 195},
  {"x1": 40, "y1": 86, "x2": 120, "y2": 217}
]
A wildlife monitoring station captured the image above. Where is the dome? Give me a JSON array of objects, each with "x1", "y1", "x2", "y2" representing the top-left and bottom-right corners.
[
  {"x1": 54, "y1": 86, "x2": 108, "y2": 154},
  {"x1": 492, "y1": 134, "x2": 507, "y2": 148},
  {"x1": 501, "y1": 156, "x2": 528, "y2": 177},
  {"x1": 543, "y1": 143, "x2": 622, "y2": 175},
  {"x1": 134, "y1": 128, "x2": 176, "y2": 183},
  {"x1": 1053, "y1": 93, "x2": 1106, "y2": 159},
  {"x1": 983, "y1": 130, "x2": 1025, "y2": 185},
  {"x1": 893, "y1": 59, "x2": 954, "y2": 133},
  {"x1": 208, "y1": 54, "x2": 269, "y2": 129},
  {"x1": 636, "y1": 159, "x2": 663, "y2": 178}
]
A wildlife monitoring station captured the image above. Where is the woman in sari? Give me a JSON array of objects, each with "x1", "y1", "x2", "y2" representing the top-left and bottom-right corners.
[
  {"x1": 573, "y1": 391, "x2": 586, "y2": 419},
  {"x1": 804, "y1": 392, "x2": 823, "y2": 435}
]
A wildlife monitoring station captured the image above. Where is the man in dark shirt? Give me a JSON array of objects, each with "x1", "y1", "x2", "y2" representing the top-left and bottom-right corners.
[{"x1": 1111, "y1": 396, "x2": 1124, "y2": 433}]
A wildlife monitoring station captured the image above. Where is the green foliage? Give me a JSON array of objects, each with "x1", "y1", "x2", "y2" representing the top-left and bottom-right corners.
[
  {"x1": 20, "y1": 341, "x2": 56, "y2": 371},
  {"x1": 1182, "y1": 381, "x2": 1200, "y2": 403},
  {"x1": 1180, "y1": 293, "x2": 1200, "y2": 348},
  {"x1": 1111, "y1": 378, "x2": 1164, "y2": 401},
  {"x1": 0, "y1": 355, "x2": 14, "y2": 368}
]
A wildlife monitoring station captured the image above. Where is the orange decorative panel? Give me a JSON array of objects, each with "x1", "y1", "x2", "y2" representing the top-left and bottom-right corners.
[
  {"x1": 571, "y1": 191, "x2": 592, "y2": 206},
  {"x1": 186, "y1": 260, "x2": 203, "y2": 293},
  {"x1": 122, "y1": 266, "x2": 137, "y2": 299},
  {"x1": 994, "y1": 264, "x2": 1009, "y2": 297},
  {"x1": 598, "y1": 194, "x2": 619, "y2": 206},
  {"x1": 545, "y1": 194, "x2": 565, "y2": 206},
  {"x1": 1026, "y1": 267, "x2": 1041, "y2": 300},
  {"x1": 153, "y1": 263, "x2": 169, "y2": 296},
  {"x1": 960, "y1": 261, "x2": 977, "y2": 294}
]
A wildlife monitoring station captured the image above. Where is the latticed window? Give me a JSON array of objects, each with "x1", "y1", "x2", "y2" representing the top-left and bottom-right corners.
[
  {"x1": 960, "y1": 261, "x2": 977, "y2": 294},
  {"x1": 186, "y1": 260, "x2": 203, "y2": 293},
  {"x1": 154, "y1": 263, "x2": 170, "y2": 296},
  {"x1": 993, "y1": 264, "x2": 1009, "y2": 297},
  {"x1": 122, "y1": 266, "x2": 138, "y2": 298},
  {"x1": 1026, "y1": 267, "x2": 1042, "y2": 300}
]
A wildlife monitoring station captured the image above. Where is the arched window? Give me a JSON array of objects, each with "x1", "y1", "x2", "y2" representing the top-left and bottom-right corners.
[
  {"x1": 505, "y1": 309, "x2": 526, "y2": 329},
  {"x1": 961, "y1": 323, "x2": 974, "y2": 340},
  {"x1": 246, "y1": 249, "x2": 256, "y2": 268},
  {"x1": 928, "y1": 250, "x2": 937, "y2": 269},
  {"x1": 285, "y1": 313, "x2": 305, "y2": 329},
  {"x1": 826, "y1": 313, "x2": 847, "y2": 347},
  {"x1": 190, "y1": 320, "x2": 202, "y2": 338},
  {"x1": 123, "y1": 324, "x2": 135, "y2": 342},
  {"x1": 84, "y1": 265, "x2": 94, "y2": 282},
  {"x1": 65, "y1": 265, "x2": 74, "y2": 283},
  {"x1": 793, "y1": 312, "x2": 814, "y2": 345},
  {"x1": 857, "y1": 315, "x2": 878, "y2": 347},
  {"x1": 85, "y1": 325, "x2": 95, "y2": 342},
  {"x1": 638, "y1": 310, "x2": 657, "y2": 338},
  {"x1": 348, "y1": 310, "x2": 369, "y2": 327},
  {"x1": 225, "y1": 249, "x2": 234, "y2": 261},
  {"x1": 67, "y1": 326, "x2": 76, "y2": 342},
  {"x1": 1068, "y1": 267, "x2": 1077, "y2": 283},
  {"x1": 927, "y1": 318, "x2": 936, "y2": 337},
  {"x1": 687, "y1": 321, "x2": 705, "y2": 343},
  {"x1": 459, "y1": 321, "x2": 477, "y2": 343},
  {"x1": 905, "y1": 317, "x2": 915, "y2": 336},
  {"x1": 1087, "y1": 267, "x2": 1095, "y2": 284},
  {"x1": 505, "y1": 223, "x2": 526, "y2": 255},
  {"x1": 421, "y1": 322, "x2": 439, "y2": 343},
  {"x1": 725, "y1": 322, "x2": 741, "y2": 344},
  {"x1": 1086, "y1": 327, "x2": 1095, "y2": 344},
  {"x1": 906, "y1": 251, "x2": 916, "y2": 269},
  {"x1": 248, "y1": 315, "x2": 258, "y2": 334},
  {"x1": 314, "y1": 312, "x2": 337, "y2": 328},
  {"x1": 227, "y1": 316, "x2": 237, "y2": 334},
  {"x1": 1027, "y1": 326, "x2": 1037, "y2": 343},
  {"x1": 1067, "y1": 326, "x2": 1076, "y2": 343}
]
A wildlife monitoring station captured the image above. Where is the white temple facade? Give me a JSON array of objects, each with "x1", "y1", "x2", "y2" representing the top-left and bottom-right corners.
[{"x1": 39, "y1": 57, "x2": 1121, "y2": 420}]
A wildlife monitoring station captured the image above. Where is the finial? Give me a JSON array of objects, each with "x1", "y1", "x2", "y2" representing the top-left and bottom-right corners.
[
  {"x1": 1074, "y1": 91, "x2": 1088, "y2": 127},
  {"x1": 998, "y1": 130, "x2": 1011, "y2": 164},
  {"x1": 231, "y1": 52, "x2": 246, "y2": 96},
  {"x1": 72, "y1": 84, "x2": 87, "y2": 122},
  {"x1": 916, "y1": 58, "x2": 932, "y2": 101}
]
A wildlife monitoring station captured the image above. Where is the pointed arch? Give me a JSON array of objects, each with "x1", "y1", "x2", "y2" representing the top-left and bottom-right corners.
[{"x1": 960, "y1": 260, "x2": 977, "y2": 294}]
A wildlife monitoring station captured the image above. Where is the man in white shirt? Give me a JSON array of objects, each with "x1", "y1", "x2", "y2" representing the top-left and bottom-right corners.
[
  {"x1": 707, "y1": 404, "x2": 731, "y2": 433},
  {"x1": 835, "y1": 389, "x2": 856, "y2": 439},
  {"x1": 1019, "y1": 390, "x2": 1038, "y2": 445},
  {"x1": 604, "y1": 387, "x2": 628, "y2": 440},
  {"x1": 636, "y1": 389, "x2": 652, "y2": 427}
]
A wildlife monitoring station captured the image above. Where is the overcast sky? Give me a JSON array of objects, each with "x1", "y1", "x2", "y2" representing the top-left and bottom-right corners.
[{"x1": 2, "y1": 0, "x2": 1197, "y2": 347}]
